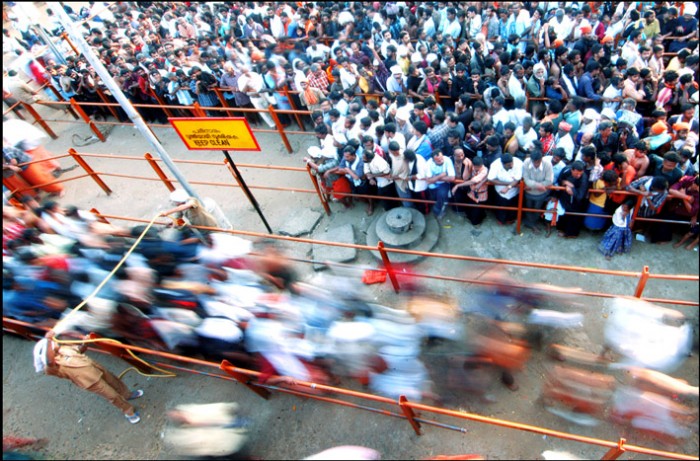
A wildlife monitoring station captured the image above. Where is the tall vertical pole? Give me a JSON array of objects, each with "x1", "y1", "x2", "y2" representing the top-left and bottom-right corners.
[{"x1": 54, "y1": 4, "x2": 204, "y2": 204}]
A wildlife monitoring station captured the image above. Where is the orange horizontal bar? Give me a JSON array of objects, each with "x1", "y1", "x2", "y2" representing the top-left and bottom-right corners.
[
  {"x1": 405, "y1": 402, "x2": 697, "y2": 461},
  {"x1": 92, "y1": 212, "x2": 697, "y2": 283}
]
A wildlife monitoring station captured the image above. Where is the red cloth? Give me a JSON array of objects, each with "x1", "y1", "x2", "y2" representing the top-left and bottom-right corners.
[{"x1": 362, "y1": 269, "x2": 387, "y2": 285}]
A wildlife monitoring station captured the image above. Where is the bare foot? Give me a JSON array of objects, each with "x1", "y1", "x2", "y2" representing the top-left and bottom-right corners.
[
  {"x1": 673, "y1": 241, "x2": 684, "y2": 248},
  {"x1": 605, "y1": 255, "x2": 611, "y2": 261},
  {"x1": 687, "y1": 244, "x2": 698, "y2": 251}
]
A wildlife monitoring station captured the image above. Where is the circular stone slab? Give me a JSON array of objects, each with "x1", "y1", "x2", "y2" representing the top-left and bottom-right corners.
[
  {"x1": 367, "y1": 210, "x2": 440, "y2": 263},
  {"x1": 385, "y1": 207, "x2": 413, "y2": 233},
  {"x1": 375, "y1": 208, "x2": 426, "y2": 247}
]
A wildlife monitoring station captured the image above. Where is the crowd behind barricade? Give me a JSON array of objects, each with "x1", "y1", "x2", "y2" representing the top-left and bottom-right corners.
[{"x1": 3, "y1": 1, "x2": 699, "y2": 253}]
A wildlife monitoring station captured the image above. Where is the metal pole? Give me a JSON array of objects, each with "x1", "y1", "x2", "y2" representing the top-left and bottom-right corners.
[
  {"x1": 54, "y1": 4, "x2": 205, "y2": 204},
  {"x1": 222, "y1": 150, "x2": 273, "y2": 234}
]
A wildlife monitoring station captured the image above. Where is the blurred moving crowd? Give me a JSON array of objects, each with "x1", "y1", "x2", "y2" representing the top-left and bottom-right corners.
[
  {"x1": 2, "y1": 187, "x2": 698, "y2": 447},
  {"x1": 2, "y1": 1, "x2": 699, "y2": 249}
]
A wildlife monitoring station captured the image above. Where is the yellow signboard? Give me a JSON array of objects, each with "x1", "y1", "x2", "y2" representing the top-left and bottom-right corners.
[{"x1": 169, "y1": 117, "x2": 260, "y2": 151}]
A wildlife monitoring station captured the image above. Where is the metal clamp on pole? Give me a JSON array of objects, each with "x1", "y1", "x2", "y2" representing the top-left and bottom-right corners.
[
  {"x1": 144, "y1": 153, "x2": 176, "y2": 192},
  {"x1": 377, "y1": 242, "x2": 401, "y2": 293},
  {"x1": 306, "y1": 164, "x2": 331, "y2": 216},
  {"x1": 398, "y1": 395, "x2": 422, "y2": 435},
  {"x1": 634, "y1": 266, "x2": 650, "y2": 298},
  {"x1": 601, "y1": 438, "x2": 626, "y2": 460},
  {"x1": 220, "y1": 360, "x2": 271, "y2": 400}
]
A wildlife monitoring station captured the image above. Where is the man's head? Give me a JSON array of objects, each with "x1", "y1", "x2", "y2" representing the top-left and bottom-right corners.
[{"x1": 570, "y1": 160, "x2": 585, "y2": 179}]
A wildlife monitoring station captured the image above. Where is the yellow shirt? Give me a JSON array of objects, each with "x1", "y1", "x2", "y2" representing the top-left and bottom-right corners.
[{"x1": 590, "y1": 179, "x2": 607, "y2": 207}]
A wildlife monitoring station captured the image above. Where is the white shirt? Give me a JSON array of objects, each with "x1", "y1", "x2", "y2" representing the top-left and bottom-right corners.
[
  {"x1": 492, "y1": 108, "x2": 510, "y2": 132},
  {"x1": 238, "y1": 72, "x2": 264, "y2": 94},
  {"x1": 508, "y1": 74, "x2": 526, "y2": 104},
  {"x1": 364, "y1": 155, "x2": 393, "y2": 188},
  {"x1": 602, "y1": 84, "x2": 622, "y2": 112},
  {"x1": 555, "y1": 133, "x2": 576, "y2": 161},
  {"x1": 467, "y1": 15, "x2": 482, "y2": 38},
  {"x1": 515, "y1": 127, "x2": 538, "y2": 151},
  {"x1": 306, "y1": 44, "x2": 330, "y2": 61},
  {"x1": 407, "y1": 155, "x2": 430, "y2": 192},
  {"x1": 487, "y1": 157, "x2": 523, "y2": 199},
  {"x1": 381, "y1": 133, "x2": 406, "y2": 153},
  {"x1": 444, "y1": 19, "x2": 462, "y2": 39},
  {"x1": 339, "y1": 66, "x2": 357, "y2": 90}
]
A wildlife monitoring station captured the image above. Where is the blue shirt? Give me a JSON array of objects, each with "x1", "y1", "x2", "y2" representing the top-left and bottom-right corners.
[{"x1": 577, "y1": 72, "x2": 601, "y2": 101}]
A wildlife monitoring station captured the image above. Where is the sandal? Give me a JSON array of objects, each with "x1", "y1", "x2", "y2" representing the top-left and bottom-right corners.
[
  {"x1": 128, "y1": 389, "x2": 144, "y2": 400},
  {"x1": 125, "y1": 411, "x2": 141, "y2": 424}
]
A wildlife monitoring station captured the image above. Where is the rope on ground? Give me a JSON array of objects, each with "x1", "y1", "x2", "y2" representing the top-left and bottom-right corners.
[
  {"x1": 50, "y1": 213, "x2": 176, "y2": 378},
  {"x1": 71, "y1": 114, "x2": 115, "y2": 146}
]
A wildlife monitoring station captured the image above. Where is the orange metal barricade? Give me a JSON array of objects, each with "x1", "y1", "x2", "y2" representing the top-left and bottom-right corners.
[{"x1": 2, "y1": 318, "x2": 696, "y2": 460}]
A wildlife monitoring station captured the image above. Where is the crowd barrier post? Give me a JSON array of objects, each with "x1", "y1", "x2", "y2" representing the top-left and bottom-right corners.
[
  {"x1": 68, "y1": 148, "x2": 112, "y2": 195},
  {"x1": 267, "y1": 104, "x2": 294, "y2": 153},
  {"x1": 282, "y1": 85, "x2": 306, "y2": 132},
  {"x1": 223, "y1": 154, "x2": 274, "y2": 234},
  {"x1": 629, "y1": 192, "x2": 645, "y2": 229},
  {"x1": 191, "y1": 101, "x2": 207, "y2": 118},
  {"x1": 69, "y1": 98, "x2": 106, "y2": 142},
  {"x1": 634, "y1": 266, "x2": 650, "y2": 298},
  {"x1": 89, "y1": 208, "x2": 111, "y2": 224},
  {"x1": 601, "y1": 438, "x2": 627, "y2": 460},
  {"x1": 398, "y1": 395, "x2": 422, "y2": 435},
  {"x1": 144, "y1": 153, "x2": 176, "y2": 192},
  {"x1": 60, "y1": 32, "x2": 79, "y2": 55},
  {"x1": 4, "y1": 100, "x2": 26, "y2": 120},
  {"x1": 220, "y1": 360, "x2": 271, "y2": 400},
  {"x1": 20, "y1": 102, "x2": 58, "y2": 139},
  {"x1": 45, "y1": 82, "x2": 80, "y2": 120},
  {"x1": 516, "y1": 180, "x2": 525, "y2": 235},
  {"x1": 306, "y1": 164, "x2": 332, "y2": 216},
  {"x1": 377, "y1": 241, "x2": 401, "y2": 293},
  {"x1": 95, "y1": 87, "x2": 122, "y2": 121},
  {"x1": 151, "y1": 91, "x2": 176, "y2": 118}
]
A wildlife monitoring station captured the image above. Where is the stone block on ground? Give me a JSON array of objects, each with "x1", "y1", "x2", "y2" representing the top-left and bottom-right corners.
[
  {"x1": 278, "y1": 208, "x2": 323, "y2": 236},
  {"x1": 312, "y1": 224, "x2": 356, "y2": 270}
]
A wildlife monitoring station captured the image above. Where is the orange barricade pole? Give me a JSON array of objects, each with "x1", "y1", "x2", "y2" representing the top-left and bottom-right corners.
[
  {"x1": 69, "y1": 98, "x2": 106, "y2": 142},
  {"x1": 61, "y1": 32, "x2": 79, "y2": 55},
  {"x1": 630, "y1": 194, "x2": 644, "y2": 229},
  {"x1": 95, "y1": 87, "x2": 121, "y2": 121},
  {"x1": 399, "y1": 395, "x2": 422, "y2": 435},
  {"x1": 191, "y1": 101, "x2": 207, "y2": 117},
  {"x1": 601, "y1": 438, "x2": 626, "y2": 460},
  {"x1": 20, "y1": 102, "x2": 57, "y2": 139},
  {"x1": 151, "y1": 91, "x2": 175, "y2": 118},
  {"x1": 267, "y1": 104, "x2": 294, "y2": 153},
  {"x1": 68, "y1": 148, "x2": 112, "y2": 195},
  {"x1": 283, "y1": 85, "x2": 305, "y2": 131},
  {"x1": 377, "y1": 242, "x2": 401, "y2": 293},
  {"x1": 144, "y1": 153, "x2": 176, "y2": 192},
  {"x1": 86, "y1": 332, "x2": 155, "y2": 374},
  {"x1": 516, "y1": 180, "x2": 525, "y2": 235},
  {"x1": 220, "y1": 360, "x2": 271, "y2": 400},
  {"x1": 634, "y1": 266, "x2": 650, "y2": 298},
  {"x1": 44, "y1": 82, "x2": 79, "y2": 119},
  {"x1": 89, "y1": 208, "x2": 111, "y2": 224},
  {"x1": 306, "y1": 164, "x2": 331, "y2": 216}
]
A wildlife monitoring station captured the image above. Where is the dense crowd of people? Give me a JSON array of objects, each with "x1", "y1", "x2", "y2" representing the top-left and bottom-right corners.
[
  {"x1": 3, "y1": 1, "x2": 699, "y2": 252},
  {"x1": 1, "y1": 2, "x2": 698, "y2": 447}
]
